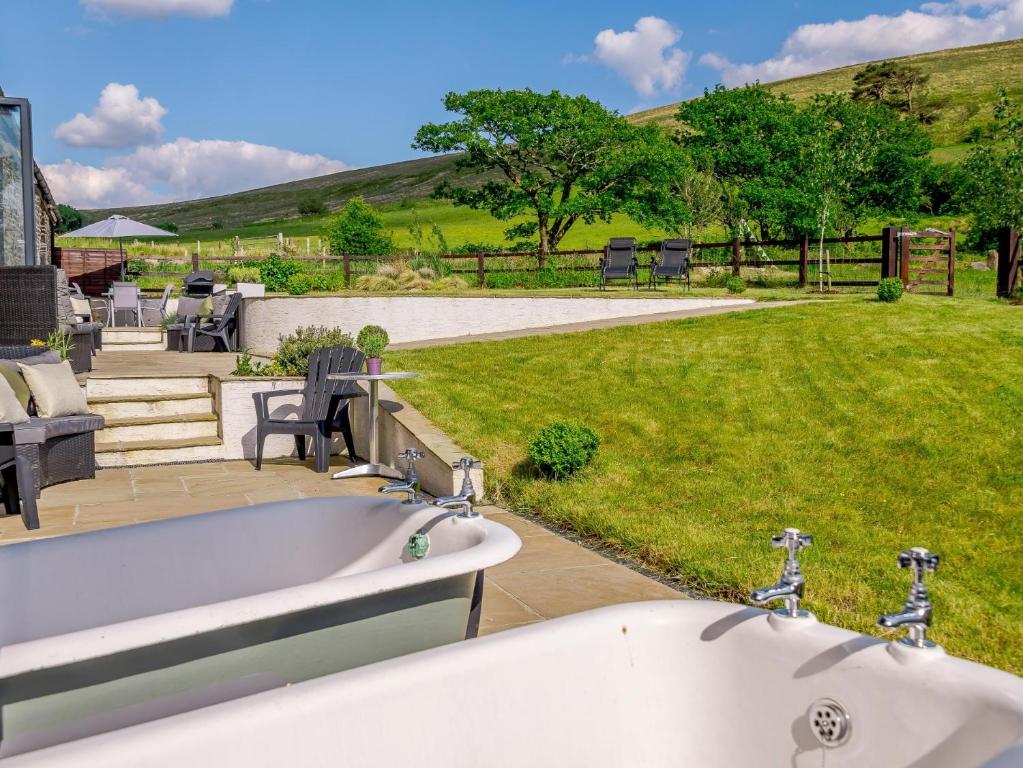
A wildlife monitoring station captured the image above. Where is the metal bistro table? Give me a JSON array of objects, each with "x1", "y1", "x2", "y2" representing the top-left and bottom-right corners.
[{"x1": 328, "y1": 371, "x2": 418, "y2": 480}]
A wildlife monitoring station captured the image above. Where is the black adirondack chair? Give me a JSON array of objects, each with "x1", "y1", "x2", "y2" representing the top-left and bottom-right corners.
[
  {"x1": 649, "y1": 239, "x2": 692, "y2": 290},
  {"x1": 253, "y1": 346, "x2": 366, "y2": 473},
  {"x1": 187, "y1": 292, "x2": 242, "y2": 352},
  {"x1": 600, "y1": 238, "x2": 638, "y2": 290}
]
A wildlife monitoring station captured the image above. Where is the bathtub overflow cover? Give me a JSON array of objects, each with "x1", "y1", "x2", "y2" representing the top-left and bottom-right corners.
[{"x1": 808, "y1": 699, "x2": 851, "y2": 748}]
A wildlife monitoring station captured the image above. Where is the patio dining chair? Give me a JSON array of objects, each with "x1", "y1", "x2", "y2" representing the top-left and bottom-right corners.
[
  {"x1": 253, "y1": 346, "x2": 366, "y2": 473},
  {"x1": 600, "y1": 238, "x2": 639, "y2": 290},
  {"x1": 110, "y1": 284, "x2": 141, "y2": 327},
  {"x1": 185, "y1": 292, "x2": 242, "y2": 352},
  {"x1": 649, "y1": 239, "x2": 692, "y2": 290},
  {"x1": 140, "y1": 284, "x2": 173, "y2": 327}
]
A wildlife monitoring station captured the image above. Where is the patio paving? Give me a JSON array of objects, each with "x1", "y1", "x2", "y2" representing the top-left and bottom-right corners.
[{"x1": 0, "y1": 459, "x2": 684, "y2": 634}]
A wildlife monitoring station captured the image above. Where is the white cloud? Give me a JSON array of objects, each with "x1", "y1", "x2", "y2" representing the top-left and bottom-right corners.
[
  {"x1": 55, "y1": 83, "x2": 167, "y2": 149},
  {"x1": 590, "y1": 16, "x2": 691, "y2": 97},
  {"x1": 701, "y1": 1, "x2": 1023, "y2": 86},
  {"x1": 41, "y1": 160, "x2": 160, "y2": 208},
  {"x1": 42, "y1": 139, "x2": 349, "y2": 208},
  {"x1": 81, "y1": 0, "x2": 233, "y2": 18}
]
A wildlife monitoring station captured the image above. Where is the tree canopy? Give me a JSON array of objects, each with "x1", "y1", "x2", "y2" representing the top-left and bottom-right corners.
[
  {"x1": 851, "y1": 61, "x2": 931, "y2": 118},
  {"x1": 413, "y1": 89, "x2": 691, "y2": 255},
  {"x1": 323, "y1": 196, "x2": 393, "y2": 255},
  {"x1": 55, "y1": 204, "x2": 83, "y2": 234}
]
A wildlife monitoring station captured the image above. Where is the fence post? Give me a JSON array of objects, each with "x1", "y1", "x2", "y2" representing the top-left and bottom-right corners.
[
  {"x1": 997, "y1": 227, "x2": 1019, "y2": 298},
  {"x1": 731, "y1": 237, "x2": 741, "y2": 276},
  {"x1": 947, "y1": 228, "x2": 956, "y2": 297},
  {"x1": 798, "y1": 235, "x2": 808, "y2": 288},
  {"x1": 343, "y1": 252, "x2": 351, "y2": 289},
  {"x1": 191, "y1": 251, "x2": 199, "y2": 271},
  {"x1": 476, "y1": 252, "x2": 485, "y2": 288},
  {"x1": 881, "y1": 226, "x2": 897, "y2": 279},
  {"x1": 899, "y1": 228, "x2": 910, "y2": 287}
]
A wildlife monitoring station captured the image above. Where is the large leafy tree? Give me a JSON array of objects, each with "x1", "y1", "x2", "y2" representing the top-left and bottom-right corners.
[
  {"x1": 676, "y1": 85, "x2": 809, "y2": 239},
  {"x1": 413, "y1": 89, "x2": 690, "y2": 256},
  {"x1": 851, "y1": 61, "x2": 931, "y2": 118},
  {"x1": 55, "y1": 204, "x2": 83, "y2": 234},
  {"x1": 957, "y1": 90, "x2": 1023, "y2": 240}
]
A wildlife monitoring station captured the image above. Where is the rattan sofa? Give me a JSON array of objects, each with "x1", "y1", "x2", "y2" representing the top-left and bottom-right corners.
[{"x1": 0, "y1": 346, "x2": 104, "y2": 497}]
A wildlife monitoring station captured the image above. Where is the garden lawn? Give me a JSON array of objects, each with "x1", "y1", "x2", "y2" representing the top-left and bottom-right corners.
[{"x1": 389, "y1": 296, "x2": 1023, "y2": 673}]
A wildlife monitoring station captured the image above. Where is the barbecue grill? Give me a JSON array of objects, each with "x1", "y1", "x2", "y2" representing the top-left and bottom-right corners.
[{"x1": 183, "y1": 271, "x2": 215, "y2": 297}]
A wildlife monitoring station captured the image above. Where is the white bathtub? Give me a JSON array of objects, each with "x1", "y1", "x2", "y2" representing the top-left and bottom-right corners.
[
  {"x1": 0, "y1": 496, "x2": 520, "y2": 756},
  {"x1": 17, "y1": 601, "x2": 1023, "y2": 767}
]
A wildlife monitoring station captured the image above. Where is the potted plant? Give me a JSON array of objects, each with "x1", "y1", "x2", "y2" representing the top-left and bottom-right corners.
[
  {"x1": 228, "y1": 266, "x2": 265, "y2": 298},
  {"x1": 357, "y1": 325, "x2": 389, "y2": 375}
]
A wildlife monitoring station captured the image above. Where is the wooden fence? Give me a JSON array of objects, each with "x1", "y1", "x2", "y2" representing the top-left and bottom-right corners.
[{"x1": 997, "y1": 227, "x2": 1020, "y2": 298}]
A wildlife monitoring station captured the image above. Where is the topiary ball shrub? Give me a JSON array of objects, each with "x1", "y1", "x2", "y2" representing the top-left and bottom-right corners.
[
  {"x1": 724, "y1": 275, "x2": 747, "y2": 294},
  {"x1": 286, "y1": 273, "x2": 315, "y2": 295},
  {"x1": 528, "y1": 422, "x2": 600, "y2": 480},
  {"x1": 877, "y1": 277, "x2": 904, "y2": 303}
]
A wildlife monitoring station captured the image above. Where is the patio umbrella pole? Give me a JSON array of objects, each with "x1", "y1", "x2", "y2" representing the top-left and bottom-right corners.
[{"x1": 120, "y1": 236, "x2": 125, "y2": 281}]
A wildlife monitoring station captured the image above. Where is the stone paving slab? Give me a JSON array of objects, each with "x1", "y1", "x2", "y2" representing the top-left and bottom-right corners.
[{"x1": 0, "y1": 462, "x2": 685, "y2": 633}]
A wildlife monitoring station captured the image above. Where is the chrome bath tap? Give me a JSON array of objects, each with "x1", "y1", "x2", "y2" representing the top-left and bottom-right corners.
[
  {"x1": 433, "y1": 457, "x2": 482, "y2": 518},
  {"x1": 751, "y1": 528, "x2": 814, "y2": 619},
  {"x1": 379, "y1": 448, "x2": 425, "y2": 504},
  {"x1": 878, "y1": 547, "x2": 940, "y2": 649}
]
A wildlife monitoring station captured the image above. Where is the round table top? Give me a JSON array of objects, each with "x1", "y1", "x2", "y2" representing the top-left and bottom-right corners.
[{"x1": 326, "y1": 371, "x2": 418, "y2": 381}]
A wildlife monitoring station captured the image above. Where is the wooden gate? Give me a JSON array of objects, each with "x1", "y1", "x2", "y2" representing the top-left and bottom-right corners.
[
  {"x1": 53, "y1": 248, "x2": 123, "y2": 296},
  {"x1": 899, "y1": 228, "x2": 955, "y2": 296},
  {"x1": 996, "y1": 227, "x2": 1020, "y2": 298}
]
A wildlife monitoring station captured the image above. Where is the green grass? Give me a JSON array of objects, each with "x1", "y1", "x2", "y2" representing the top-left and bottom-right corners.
[{"x1": 388, "y1": 296, "x2": 1023, "y2": 673}]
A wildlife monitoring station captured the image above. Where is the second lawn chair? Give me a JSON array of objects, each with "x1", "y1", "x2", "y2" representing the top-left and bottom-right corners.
[
  {"x1": 649, "y1": 239, "x2": 692, "y2": 290},
  {"x1": 600, "y1": 238, "x2": 638, "y2": 290}
]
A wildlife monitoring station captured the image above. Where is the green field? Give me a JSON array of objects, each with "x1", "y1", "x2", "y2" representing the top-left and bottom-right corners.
[
  {"x1": 79, "y1": 38, "x2": 1023, "y2": 240},
  {"x1": 388, "y1": 296, "x2": 1023, "y2": 674}
]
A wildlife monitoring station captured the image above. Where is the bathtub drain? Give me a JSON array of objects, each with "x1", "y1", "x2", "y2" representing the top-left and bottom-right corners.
[
  {"x1": 407, "y1": 532, "x2": 430, "y2": 560},
  {"x1": 808, "y1": 699, "x2": 850, "y2": 748}
]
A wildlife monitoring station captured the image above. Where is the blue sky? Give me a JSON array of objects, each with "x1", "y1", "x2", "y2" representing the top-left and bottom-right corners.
[{"x1": 3, "y1": 0, "x2": 1021, "y2": 208}]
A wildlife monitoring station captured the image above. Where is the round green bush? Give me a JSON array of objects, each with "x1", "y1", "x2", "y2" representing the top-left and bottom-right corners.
[
  {"x1": 357, "y1": 324, "x2": 390, "y2": 358},
  {"x1": 286, "y1": 273, "x2": 314, "y2": 295},
  {"x1": 724, "y1": 275, "x2": 747, "y2": 294},
  {"x1": 528, "y1": 422, "x2": 600, "y2": 479},
  {"x1": 877, "y1": 277, "x2": 904, "y2": 303}
]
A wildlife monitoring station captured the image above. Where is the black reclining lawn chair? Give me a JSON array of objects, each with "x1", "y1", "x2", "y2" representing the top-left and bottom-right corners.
[
  {"x1": 600, "y1": 238, "x2": 638, "y2": 290},
  {"x1": 253, "y1": 346, "x2": 366, "y2": 473},
  {"x1": 186, "y1": 293, "x2": 242, "y2": 352},
  {"x1": 649, "y1": 239, "x2": 692, "y2": 290}
]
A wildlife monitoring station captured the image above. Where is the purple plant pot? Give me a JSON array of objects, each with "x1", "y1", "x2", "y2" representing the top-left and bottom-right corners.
[{"x1": 366, "y1": 357, "x2": 382, "y2": 375}]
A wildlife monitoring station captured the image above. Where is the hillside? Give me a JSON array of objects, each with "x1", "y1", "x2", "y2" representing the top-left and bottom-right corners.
[{"x1": 82, "y1": 37, "x2": 1023, "y2": 235}]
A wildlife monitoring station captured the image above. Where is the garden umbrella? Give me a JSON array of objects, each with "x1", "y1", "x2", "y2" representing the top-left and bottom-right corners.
[{"x1": 58, "y1": 215, "x2": 178, "y2": 280}]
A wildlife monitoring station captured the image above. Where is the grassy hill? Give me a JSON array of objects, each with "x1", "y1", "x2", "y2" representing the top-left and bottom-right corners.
[{"x1": 80, "y1": 38, "x2": 1023, "y2": 243}]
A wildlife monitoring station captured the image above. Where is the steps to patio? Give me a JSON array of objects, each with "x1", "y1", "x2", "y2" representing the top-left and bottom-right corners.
[
  {"x1": 100, "y1": 327, "x2": 165, "y2": 352},
  {"x1": 88, "y1": 375, "x2": 224, "y2": 467}
]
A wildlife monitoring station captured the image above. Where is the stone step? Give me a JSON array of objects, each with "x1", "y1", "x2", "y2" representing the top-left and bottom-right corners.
[
  {"x1": 87, "y1": 393, "x2": 214, "y2": 419},
  {"x1": 95, "y1": 436, "x2": 224, "y2": 467},
  {"x1": 98, "y1": 413, "x2": 219, "y2": 443},
  {"x1": 99, "y1": 341, "x2": 167, "y2": 352},
  {"x1": 101, "y1": 329, "x2": 165, "y2": 344},
  {"x1": 86, "y1": 375, "x2": 210, "y2": 398}
]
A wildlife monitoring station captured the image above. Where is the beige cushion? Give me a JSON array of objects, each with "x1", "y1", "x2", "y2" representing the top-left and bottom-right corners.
[
  {"x1": 70, "y1": 296, "x2": 93, "y2": 320},
  {"x1": 0, "y1": 376, "x2": 30, "y2": 424},
  {"x1": 0, "y1": 365, "x2": 31, "y2": 410},
  {"x1": 17, "y1": 362, "x2": 89, "y2": 418}
]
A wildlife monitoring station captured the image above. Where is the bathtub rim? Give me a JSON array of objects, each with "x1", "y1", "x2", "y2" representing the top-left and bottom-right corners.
[
  {"x1": 0, "y1": 496, "x2": 521, "y2": 678},
  {"x1": 9, "y1": 599, "x2": 1023, "y2": 768}
]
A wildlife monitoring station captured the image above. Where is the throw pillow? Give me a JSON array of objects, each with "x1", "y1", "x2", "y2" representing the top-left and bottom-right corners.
[
  {"x1": 0, "y1": 364, "x2": 31, "y2": 410},
  {"x1": 0, "y1": 376, "x2": 30, "y2": 424},
  {"x1": 17, "y1": 362, "x2": 89, "y2": 418}
]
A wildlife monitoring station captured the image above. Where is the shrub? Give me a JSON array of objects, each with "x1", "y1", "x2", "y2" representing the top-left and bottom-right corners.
[
  {"x1": 724, "y1": 275, "x2": 747, "y2": 294},
  {"x1": 323, "y1": 196, "x2": 393, "y2": 256},
  {"x1": 227, "y1": 266, "x2": 261, "y2": 284},
  {"x1": 877, "y1": 277, "x2": 904, "y2": 303},
  {"x1": 232, "y1": 349, "x2": 270, "y2": 376},
  {"x1": 357, "y1": 324, "x2": 389, "y2": 358},
  {"x1": 286, "y1": 273, "x2": 315, "y2": 295},
  {"x1": 274, "y1": 326, "x2": 354, "y2": 376},
  {"x1": 259, "y1": 252, "x2": 301, "y2": 292},
  {"x1": 297, "y1": 195, "x2": 327, "y2": 216},
  {"x1": 528, "y1": 422, "x2": 600, "y2": 479}
]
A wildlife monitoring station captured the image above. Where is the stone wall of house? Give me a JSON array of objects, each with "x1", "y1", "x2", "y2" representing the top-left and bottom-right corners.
[{"x1": 34, "y1": 184, "x2": 53, "y2": 264}]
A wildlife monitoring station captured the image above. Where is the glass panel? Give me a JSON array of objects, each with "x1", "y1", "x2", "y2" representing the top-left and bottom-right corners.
[{"x1": 0, "y1": 103, "x2": 27, "y2": 266}]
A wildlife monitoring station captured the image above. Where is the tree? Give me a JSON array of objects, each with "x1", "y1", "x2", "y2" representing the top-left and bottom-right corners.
[
  {"x1": 851, "y1": 61, "x2": 930, "y2": 117},
  {"x1": 55, "y1": 204, "x2": 83, "y2": 234},
  {"x1": 801, "y1": 94, "x2": 932, "y2": 288},
  {"x1": 297, "y1": 195, "x2": 327, "y2": 216},
  {"x1": 676, "y1": 85, "x2": 809, "y2": 239},
  {"x1": 413, "y1": 89, "x2": 690, "y2": 256},
  {"x1": 957, "y1": 90, "x2": 1023, "y2": 241},
  {"x1": 323, "y1": 196, "x2": 393, "y2": 255}
]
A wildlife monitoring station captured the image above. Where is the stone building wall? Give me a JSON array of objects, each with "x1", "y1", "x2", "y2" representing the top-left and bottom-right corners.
[{"x1": 34, "y1": 181, "x2": 53, "y2": 264}]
